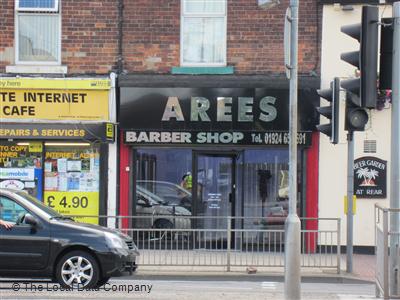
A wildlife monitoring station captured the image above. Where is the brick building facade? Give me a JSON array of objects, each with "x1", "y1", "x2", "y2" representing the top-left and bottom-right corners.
[
  {"x1": 0, "y1": 1, "x2": 323, "y2": 242},
  {"x1": 0, "y1": 0, "x2": 321, "y2": 75}
]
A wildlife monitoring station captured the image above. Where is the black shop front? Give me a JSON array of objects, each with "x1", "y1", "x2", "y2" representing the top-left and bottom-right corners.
[{"x1": 118, "y1": 75, "x2": 320, "y2": 235}]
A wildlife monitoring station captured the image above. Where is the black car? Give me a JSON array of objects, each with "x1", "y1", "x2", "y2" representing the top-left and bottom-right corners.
[{"x1": 0, "y1": 188, "x2": 139, "y2": 289}]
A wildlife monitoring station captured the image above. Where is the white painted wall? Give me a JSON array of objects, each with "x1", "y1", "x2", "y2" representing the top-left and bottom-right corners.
[
  {"x1": 107, "y1": 72, "x2": 118, "y2": 228},
  {"x1": 319, "y1": 4, "x2": 393, "y2": 246}
]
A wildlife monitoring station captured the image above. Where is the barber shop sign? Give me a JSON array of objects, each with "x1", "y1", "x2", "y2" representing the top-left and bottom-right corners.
[{"x1": 354, "y1": 156, "x2": 387, "y2": 199}]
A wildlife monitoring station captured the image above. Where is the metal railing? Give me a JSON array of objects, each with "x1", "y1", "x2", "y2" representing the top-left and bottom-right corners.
[
  {"x1": 69, "y1": 214, "x2": 341, "y2": 273},
  {"x1": 375, "y1": 204, "x2": 400, "y2": 299}
]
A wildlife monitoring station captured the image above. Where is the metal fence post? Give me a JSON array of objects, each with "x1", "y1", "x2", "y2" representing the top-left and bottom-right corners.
[
  {"x1": 227, "y1": 217, "x2": 231, "y2": 272},
  {"x1": 384, "y1": 209, "x2": 389, "y2": 299},
  {"x1": 337, "y1": 218, "x2": 341, "y2": 274},
  {"x1": 375, "y1": 205, "x2": 379, "y2": 298},
  {"x1": 118, "y1": 216, "x2": 122, "y2": 229}
]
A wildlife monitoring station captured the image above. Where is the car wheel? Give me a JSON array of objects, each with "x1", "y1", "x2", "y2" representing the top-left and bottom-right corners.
[
  {"x1": 154, "y1": 219, "x2": 173, "y2": 229},
  {"x1": 56, "y1": 250, "x2": 99, "y2": 289},
  {"x1": 154, "y1": 219, "x2": 173, "y2": 241},
  {"x1": 95, "y1": 276, "x2": 111, "y2": 287}
]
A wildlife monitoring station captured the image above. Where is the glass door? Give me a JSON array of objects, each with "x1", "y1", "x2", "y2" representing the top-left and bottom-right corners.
[{"x1": 193, "y1": 152, "x2": 236, "y2": 244}]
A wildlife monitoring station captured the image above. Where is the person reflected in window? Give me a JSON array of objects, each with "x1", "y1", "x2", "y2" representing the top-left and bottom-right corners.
[{"x1": 180, "y1": 172, "x2": 192, "y2": 191}]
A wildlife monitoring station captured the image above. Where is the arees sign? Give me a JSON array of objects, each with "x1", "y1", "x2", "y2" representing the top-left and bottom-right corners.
[
  {"x1": 120, "y1": 87, "x2": 319, "y2": 146},
  {"x1": 354, "y1": 156, "x2": 387, "y2": 198}
]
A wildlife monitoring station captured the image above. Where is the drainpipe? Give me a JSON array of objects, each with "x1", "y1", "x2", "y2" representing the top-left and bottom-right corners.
[{"x1": 117, "y1": 0, "x2": 124, "y2": 74}]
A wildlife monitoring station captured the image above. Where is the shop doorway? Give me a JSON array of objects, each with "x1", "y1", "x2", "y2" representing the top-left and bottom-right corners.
[{"x1": 193, "y1": 152, "x2": 238, "y2": 246}]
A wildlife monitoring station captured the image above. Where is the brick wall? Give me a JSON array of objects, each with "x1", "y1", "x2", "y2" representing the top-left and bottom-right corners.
[
  {"x1": 62, "y1": 0, "x2": 119, "y2": 74},
  {"x1": 0, "y1": 0, "x2": 14, "y2": 71},
  {"x1": 0, "y1": 0, "x2": 119, "y2": 74},
  {"x1": 123, "y1": 0, "x2": 321, "y2": 76},
  {"x1": 230, "y1": 0, "x2": 321, "y2": 75},
  {"x1": 0, "y1": 0, "x2": 321, "y2": 76}
]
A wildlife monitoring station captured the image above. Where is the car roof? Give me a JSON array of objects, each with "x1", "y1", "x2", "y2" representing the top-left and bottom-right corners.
[{"x1": 0, "y1": 188, "x2": 22, "y2": 195}]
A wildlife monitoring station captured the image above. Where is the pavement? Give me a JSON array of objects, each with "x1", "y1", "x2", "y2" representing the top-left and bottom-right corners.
[
  {"x1": 350, "y1": 254, "x2": 375, "y2": 282},
  {"x1": 0, "y1": 254, "x2": 376, "y2": 299},
  {"x1": 130, "y1": 253, "x2": 376, "y2": 284}
]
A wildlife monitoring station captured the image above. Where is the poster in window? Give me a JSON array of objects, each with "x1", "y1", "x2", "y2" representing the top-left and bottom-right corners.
[
  {"x1": 67, "y1": 160, "x2": 82, "y2": 172},
  {"x1": 57, "y1": 158, "x2": 67, "y2": 173},
  {"x1": 44, "y1": 144, "x2": 100, "y2": 224}
]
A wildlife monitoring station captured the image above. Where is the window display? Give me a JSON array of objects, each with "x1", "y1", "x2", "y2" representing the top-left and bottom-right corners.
[
  {"x1": 0, "y1": 141, "x2": 43, "y2": 199},
  {"x1": 43, "y1": 143, "x2": 100, "y2": 224}
]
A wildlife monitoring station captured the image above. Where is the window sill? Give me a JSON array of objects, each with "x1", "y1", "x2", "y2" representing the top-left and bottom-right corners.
[
  {"x1": 6, "y1": 65, "x2": 68, "y2": 74},
  {"x1": 171, "y1": 66, "x2": 234, "y2": 75}
]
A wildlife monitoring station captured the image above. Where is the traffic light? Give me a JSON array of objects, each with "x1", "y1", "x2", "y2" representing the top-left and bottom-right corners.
[
  {"x1": 316, "y1": 77, "x2": 340, "y2": 144},
  {"x1": 340, "y1": 5, "x2": 379, "y2": 109},
  {"x1": 379, "y1": 18, "x2": 394, "y2": 90},
  {"x1": 345, "y1": 91, "x2": 369, "y2": 131}
]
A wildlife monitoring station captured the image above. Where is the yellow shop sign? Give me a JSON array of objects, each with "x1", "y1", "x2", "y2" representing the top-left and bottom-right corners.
[
  {"x1": 0, "y1": 78, "x2": 111, "y2": 90},
  {"x1": 0, "y1": 89, "x2": 109, "y2": 120},
  {"x1": 44, "y1": 191, "x2": 99, "y2": 225}
]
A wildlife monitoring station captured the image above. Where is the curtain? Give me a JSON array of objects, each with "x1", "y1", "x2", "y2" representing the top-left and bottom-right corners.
[
  {"x1": 18, "y1": 14, "x2": 59, "y2": 62},
  {"x1": 183, "y1": 17, "x2": 224, "y2": 64},
  {"x1": 182, "y1": 0, "x2": 226, "y2": 64}
]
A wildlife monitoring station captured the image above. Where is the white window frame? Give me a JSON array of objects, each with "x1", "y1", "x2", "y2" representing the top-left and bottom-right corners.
[
  {"x1": 180, "y1": 0, "x2": 227, "y2": 67},
  {"x1": 14, "y1": 0, "x2": 62, "y2": 65},
  {"x1": 16, "y1": 0, "x2": 59, "y2": 12}
]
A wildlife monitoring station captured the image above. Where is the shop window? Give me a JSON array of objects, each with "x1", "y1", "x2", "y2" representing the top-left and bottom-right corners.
[
  {"x1": 181, "y1": 0, "x2": 227, "y2": 66},
  {"x1": 132, "y1": 147, "x2": 303, "y2": 236},
  {"x1": 241, "y1": 149, "x2": 301, "y2": 229},
  {"x1": 0, "y1": 141, "x2": 43, "y2": 199},
  {"x1": 43, "y1": 143, "x2": 100, "y2": 224},
  {"x1": 135, "y1": 149, "x2": 192, "y2": 228},
  {"x1": 15, "y1": 0, "x2": 61, "y2": 64}
]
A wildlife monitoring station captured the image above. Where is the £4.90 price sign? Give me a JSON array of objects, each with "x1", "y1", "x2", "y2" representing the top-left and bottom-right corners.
[{"x1": 44, "y1": 191, "x2": 99, "y2": 224}]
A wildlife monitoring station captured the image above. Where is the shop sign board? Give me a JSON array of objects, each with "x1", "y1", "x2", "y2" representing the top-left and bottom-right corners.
[
  {"x1": 0, "y1": 123, "x2": 113, "y2": 142},
  {"x1": 354, "y1": 156, "x2": 387, "y2": 198},
  {"x1": 0, "y1": 78, "x2": 111, "y2": 90},
  {"x1": 0, "y1": 78, "x2": 110, "y2": 121},
  {"x1": 120, "y1": 87, "x2": 318, "y2": 146},
  {"x1": 105, "y1": 122, "x2": 115, "y2": 141},
  {"x1": 124, "y1": 130, "x2": 312, "y2": 146}
]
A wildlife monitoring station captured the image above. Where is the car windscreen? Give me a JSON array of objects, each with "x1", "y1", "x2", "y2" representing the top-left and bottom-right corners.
[
  {"x1": 15, "y1": 191, "x2": 63, "y2": 218},
  {"x1": 137, "y1": 181, "x2": 192, "y2": 198},
  {"x1": 136, "y1": 185, "x2": 166, "y2": 204}
]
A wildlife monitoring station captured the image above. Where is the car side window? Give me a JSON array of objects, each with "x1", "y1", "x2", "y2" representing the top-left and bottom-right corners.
[
  {"x1": 0, "y1": 196, "x2": 28, "y2": 223},
  {"x1": 137, "y1": 194, "x2": 149, "y2": 206}
]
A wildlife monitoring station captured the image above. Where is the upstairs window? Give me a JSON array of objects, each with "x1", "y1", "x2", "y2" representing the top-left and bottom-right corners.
[
  {"x1": 15, "y1": 0, "x2": 61, "y2": 64},
  {"x1": 181, "y1": 0, "x2": 227, "y2": 66}
]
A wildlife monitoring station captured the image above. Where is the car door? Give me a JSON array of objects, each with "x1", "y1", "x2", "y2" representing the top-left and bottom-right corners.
[
  {"x1": 136, "y1": 192, "x2": 154, "y2": 228},
  {"x1": 0, "y1": 195, "x2": 50, "y2": 270}
]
